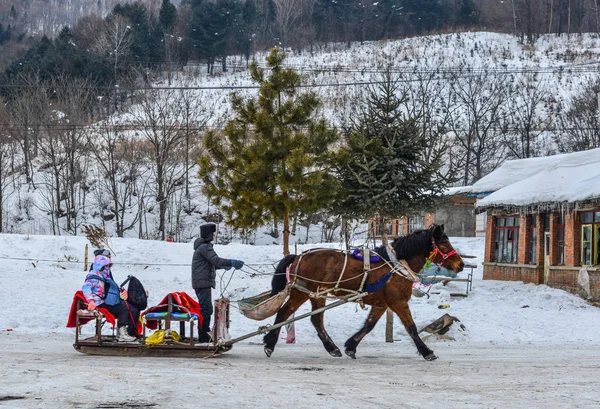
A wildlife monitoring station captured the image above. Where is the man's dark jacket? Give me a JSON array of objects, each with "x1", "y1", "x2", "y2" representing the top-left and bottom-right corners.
[{"x1": 191, "y1": 237, "x2": 233, "y2": 289}]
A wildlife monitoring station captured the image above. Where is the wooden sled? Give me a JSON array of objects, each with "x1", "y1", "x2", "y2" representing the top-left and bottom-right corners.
[
  {"x1": 74, "y1": 336, "x2": 231, "y2": 358},
  {"x1": 72, "y1": 295, "x2": 231, "y2": 358},
  {"x1": 238, "y1": 285, "x2": 290, "y2": 321}
]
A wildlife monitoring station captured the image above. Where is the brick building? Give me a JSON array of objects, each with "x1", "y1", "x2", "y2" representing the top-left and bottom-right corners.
[
  {"x1": 467, "y1": 148, "x2": 600, "y2": 301},
  {"x1": 368, "y1": 190, "x2": 477, "y2": 239}
]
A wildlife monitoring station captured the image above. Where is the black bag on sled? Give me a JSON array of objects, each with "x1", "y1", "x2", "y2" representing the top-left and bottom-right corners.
[{"x1": 120, "y1": 275, "x2": 148, "y2": 310}]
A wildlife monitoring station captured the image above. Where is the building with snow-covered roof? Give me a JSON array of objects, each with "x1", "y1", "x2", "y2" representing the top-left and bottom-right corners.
[
  {"x1": 369, "y1": 188, "x2": 477, "y2": 241},
  {"x1": 471, "y1": 148, "x2": 600, "y2": 301}
]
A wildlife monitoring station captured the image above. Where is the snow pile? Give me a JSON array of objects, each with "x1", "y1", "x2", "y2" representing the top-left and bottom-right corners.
[
  {"x1": 476, "y1": 147, "x2": 600, "y2": 207},
  {"x1": 1, "y1": 233, "x2": 598, "y2": 347}
]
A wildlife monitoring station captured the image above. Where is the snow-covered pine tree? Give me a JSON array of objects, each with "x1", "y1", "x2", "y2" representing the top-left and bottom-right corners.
[
  {"x1": 198, "y1": 47, "x2": 340, "y2": 255},
  {"x1": 335, "y1": 70, "x2": 449, "y2": 245}
]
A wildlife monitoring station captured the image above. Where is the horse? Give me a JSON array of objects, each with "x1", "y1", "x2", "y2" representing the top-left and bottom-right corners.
[{"x1": 264, "y1": 224, "x2": 464, "y2": 361}]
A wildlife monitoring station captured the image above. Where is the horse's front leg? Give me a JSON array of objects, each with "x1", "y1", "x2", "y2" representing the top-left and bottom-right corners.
[
  {"x1": 344, "y1": 304, "x2": 386, "y2": 359},
  {"x1": 388, "y1": 300, "x2": 437, "y2": 361},
  {"x1": 263, "y1": 291, "x2": 309, "y2": 357},
  {"x1": 309, "y1": 298, "x2": 342, "y2": 357}
]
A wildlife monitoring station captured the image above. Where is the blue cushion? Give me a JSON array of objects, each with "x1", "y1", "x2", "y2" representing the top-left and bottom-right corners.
[{"x1": 145, "y1": 312, "x2": 198, "y2": 320}]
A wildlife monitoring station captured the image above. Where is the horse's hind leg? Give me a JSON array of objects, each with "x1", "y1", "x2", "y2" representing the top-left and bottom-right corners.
[
  {"x1": 263, "y1": 291, "x2": 309, "y2": 357},
  {"x1": 309, "y1": 298, "x2": 342, "y2": 357},
  {"x1": 344, "y1": 305, "x2": 386, "y2": 359},
  {"x1": 388, "y1": 300, "x2": 437, "y2": 361}
]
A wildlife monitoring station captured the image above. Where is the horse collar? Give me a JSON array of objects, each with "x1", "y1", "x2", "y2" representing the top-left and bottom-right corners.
[{"x1": 386, "y1": 245, "x2": 419, "y2": 282}]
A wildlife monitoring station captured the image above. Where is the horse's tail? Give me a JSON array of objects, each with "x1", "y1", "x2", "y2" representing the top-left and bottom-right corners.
[{"x1": 271, "y1": 254, "x2": 297, "y2": 296}]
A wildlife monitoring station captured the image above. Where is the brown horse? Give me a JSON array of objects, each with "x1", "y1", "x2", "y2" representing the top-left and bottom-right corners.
[{"x1": 264, "y1": 224, "x2": 464, "y2": 360}]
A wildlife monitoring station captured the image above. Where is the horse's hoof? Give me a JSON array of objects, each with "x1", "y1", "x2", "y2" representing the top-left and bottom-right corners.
[
  {"x1": 345, "y1": 349, "x2": 356, "y2": 359},
  {"x1": 424, "y1": 353, "x2": 438, "y2": 361},
  {"x1": 329, "y1": 349, "x2": 342, "y2": 357},
  {"x1": 264, "y1": 347, "x2": 273, "y2": 358}
]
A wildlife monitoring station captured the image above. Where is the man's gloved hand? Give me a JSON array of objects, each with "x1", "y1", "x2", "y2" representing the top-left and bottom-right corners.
[
  {"x1": 120, "y1": 289, "x2": 128, "y2": 300},
  {"x1": 87, "y1": 300, "x2": 97, "y2": 310},
  {"x1": 231, "y1": 260, "x2": 244, "y2": 269}
]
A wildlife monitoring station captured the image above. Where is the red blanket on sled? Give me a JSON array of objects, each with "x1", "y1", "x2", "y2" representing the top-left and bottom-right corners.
[
  {"x1": 66, "y1": 290, "x2": 116, "y2": 328},
  {"x1": 142, "y1": 292, "x2": 202, "y2": 330}
]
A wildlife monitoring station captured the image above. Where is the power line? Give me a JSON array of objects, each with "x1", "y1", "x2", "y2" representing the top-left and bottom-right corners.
[
  {"x1": 0, "y1": 255, "x2": 274, "y2": 268},
  {"x1": 0, "y1": 122, "x2": 597, "y2": 133},
  {"x1": 0, "y1": 64, "x2": 599, "y2": 91}
]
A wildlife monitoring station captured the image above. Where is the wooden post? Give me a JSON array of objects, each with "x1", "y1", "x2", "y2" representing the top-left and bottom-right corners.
[
  {"x1": 84, "y1": 244, "x2": 88, "y2": 271},
  {"x1": 286, "y1": 243, "x2": 298, "y2": 342},
  {"x1": 385, "y1": 309, "x2": 394, "y2": 342},
  {"x1": 285, "y1": 317, "x2": 296, "y2": 344}
]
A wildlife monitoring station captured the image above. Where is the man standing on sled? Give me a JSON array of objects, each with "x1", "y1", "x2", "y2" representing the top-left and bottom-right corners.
[{"x1": 192, "y1": 223, "x2": 244, "y2": 343}]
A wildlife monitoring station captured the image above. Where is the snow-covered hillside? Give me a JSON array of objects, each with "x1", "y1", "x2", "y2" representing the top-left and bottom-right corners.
[
  {"x1": 4, "y1": 32, "x2": 600, "y2": 239},
  {"x1": 0, "y1": 0, "x2": 174, "y2": 36},
  {"x1": 178, "y1": 31, "x2": 600, "y2": 122}
]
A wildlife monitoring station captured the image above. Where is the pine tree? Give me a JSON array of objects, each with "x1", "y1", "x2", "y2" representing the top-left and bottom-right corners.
[
  {"x1": 240, "y1": 0, "x2": 258, "y2": 63},
  {"x1": 458, "y1": 0, "x2": 478, "y2": 27},
  {"x1": 159, "y1": 0, "x2": 178, "y2": 34},
  {"x1": 157, "y1": 0, "x2": 178, "y2": 83},
  {"x1": 189, "y1": 0, "x2": 222, "y2": 73},
  {"x1": 198, "y1": 48, "x2": 340, "y2": 255},
  {"x1": 215, "y1": 0, "x2": 243, "y2": 72},
  {"x1": 335, "y1": 71, "x2": 449, "y2": 244}
]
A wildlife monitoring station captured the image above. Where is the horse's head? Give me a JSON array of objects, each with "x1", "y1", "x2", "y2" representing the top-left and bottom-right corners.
[{"x1": 428, "y1": 224, "x2": 464, "y2": 273}]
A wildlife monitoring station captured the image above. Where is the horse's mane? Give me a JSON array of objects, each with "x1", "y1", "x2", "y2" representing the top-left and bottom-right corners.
[
  {"x1": 374, "y1": 227, "x2": 439, "y2": 260},
  {"x1": 392, "y1": 229, "x2": 432, "y2": 259}
]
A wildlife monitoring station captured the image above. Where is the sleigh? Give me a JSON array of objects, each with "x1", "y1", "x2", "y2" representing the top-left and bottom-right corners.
[{"x1": 68, "y1": 291, "x2": 231, "y2": 358}]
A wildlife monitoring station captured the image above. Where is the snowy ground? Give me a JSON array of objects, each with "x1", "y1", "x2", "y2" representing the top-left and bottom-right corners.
[
  {"x1": 1, "y1": 335, "x2": 599, "y2": 409},
  {"x1": 1, "y1": 233, "x2": 600, "y2": 407}
]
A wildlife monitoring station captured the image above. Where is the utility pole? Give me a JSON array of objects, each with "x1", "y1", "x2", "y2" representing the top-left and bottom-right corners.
[{"x1": 596, "y1": 92, "x2": 600, "y2": 150}]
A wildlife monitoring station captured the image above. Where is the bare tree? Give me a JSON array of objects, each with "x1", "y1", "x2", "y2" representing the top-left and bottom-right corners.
[
  {"x1": 93, "y1": 14, "x2": 133, "y2": 80},
  {"x1": 548, "y1": 0, "x2": 554, "y2": 32},
  {"x1": 400, "y1": 69, "x2": 457, "y2": 181},
  {"x1": 129, "y1": 87, "x2": 189, "y2": 240},
  {"x1": 503, "y1": 75, "x2": 551, "y2": 158},
  {"x1": 88, "y1": 118, "x2": 145, "y2": 237},
  {"x1": 72, "y1": 14, "x2": 105, "y2": 46},
  {"x1": 38, "y1": 88, "x2": 66, "y2": 233},
  {"x1": 595, "y1": 0, "x2": 600, "y2": 32},
  {"x1": 446, "y1": 69, "x2": 513, "y2": 184},
  {"x1": 557, "y1": 78, "x2": 600, "y2": 152},
  {"x1": 35, "y1": 169, "x2": 61, "y2": 235},
  {"x1": 177, "y1": 82, "x2": 215, "y2": 209},
  {"x1": 51, "y1": 75, "x2": 96, "y2": 233},
  {"x1": 297, "y1": 0, "x2": 318, "y2": 52},
  {"x1": 273, "y1": 0, "x2": 301, "y2": 49},
  {"x1": 568, "y1": 0, "x2": 572, "y2": 34},
  {"x1": 0, "y1": 99, "x2": 16, "y2": 232},
  {"x1": 5, "y1": 74, "x2": 47, "y2": 186}
]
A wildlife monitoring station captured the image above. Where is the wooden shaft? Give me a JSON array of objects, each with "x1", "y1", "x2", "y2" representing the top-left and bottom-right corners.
[
  {"x1": 385, "y1": 309, "x2": 394, "y2": 343},
  {"x1": 223, "y1": 292, "x2": 367, "y2": 347}
]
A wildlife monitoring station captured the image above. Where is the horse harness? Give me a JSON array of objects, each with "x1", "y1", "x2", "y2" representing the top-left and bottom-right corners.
[
  {"x1": 425, "y1": 238, "x2": 457, "y2": 268},
  {"x1": 287, "y1": 246, "x2": 420, "y2": 304}
]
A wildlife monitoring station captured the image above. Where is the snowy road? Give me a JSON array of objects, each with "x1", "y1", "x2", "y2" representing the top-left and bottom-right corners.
[{"x1": 1, "y1": 334, "x2": 599, "y2": 409}]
